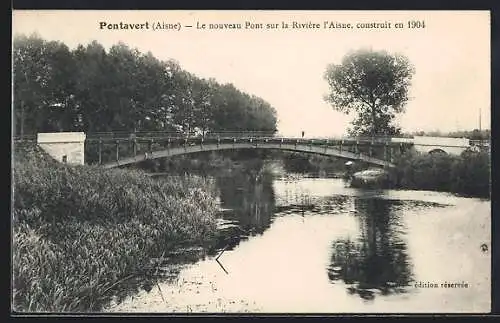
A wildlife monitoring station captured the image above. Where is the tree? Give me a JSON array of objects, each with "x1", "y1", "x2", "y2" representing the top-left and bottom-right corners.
[
  {"x1": 13, "y1": 34, "x2": 47, "y2": 136},
  {"x1": 324, "y1": 48, "x2": 415, "y2": 136},
  {"x1": 13, "y1": 34, "x2": 79, "y2": 135},
  {"x1": 13, "y1": 34, "x2": 278, "y2": 138},
  {"x1": 72, "y1": 41, "x2": 113, "y2": 132}
]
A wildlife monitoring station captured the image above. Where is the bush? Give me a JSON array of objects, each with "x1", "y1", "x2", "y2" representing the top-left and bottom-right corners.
[
  {"x1": 390, "y1": 149, "x2": 490, "y2": 198},
  {"x1": 12, "y1": 145, "x2": 219, "y2": 312}
]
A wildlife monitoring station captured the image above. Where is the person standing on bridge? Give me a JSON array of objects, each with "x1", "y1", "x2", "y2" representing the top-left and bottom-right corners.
[{"x1": 301, "y1": 131, "x2": 305, "y2": 138}]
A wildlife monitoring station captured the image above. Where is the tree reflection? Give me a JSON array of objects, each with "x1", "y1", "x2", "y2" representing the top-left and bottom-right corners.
[
  {"x1": 211, "y1": 165, "x2": 276, "y2": 252},
  {"x1": 328, "y1": 197, "x2": 413, "y2": 300}
]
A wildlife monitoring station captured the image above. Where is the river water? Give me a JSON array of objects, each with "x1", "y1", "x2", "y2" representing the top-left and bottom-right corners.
[{"x1": 105, "y1": 166, "x2": 491, "y2": 313}]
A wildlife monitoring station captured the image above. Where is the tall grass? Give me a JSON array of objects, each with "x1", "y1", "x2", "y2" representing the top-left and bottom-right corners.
[{"x1": 12, "y1": 145, "x2": 219, "y2": 312}]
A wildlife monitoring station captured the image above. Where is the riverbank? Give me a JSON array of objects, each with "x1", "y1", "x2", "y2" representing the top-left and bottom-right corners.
[
  {"x1": 12, "y1": 145, "x2": 220, "y2": 312},
  {"x1": 389, "y1": 150, "x2": 490, "y2": 198},
  {"x1": 346, "y1": 150, "x2": 490, "y2": 198},
  {"x1": 287, "y1": 148, "x2": 490, "y2": 199}
]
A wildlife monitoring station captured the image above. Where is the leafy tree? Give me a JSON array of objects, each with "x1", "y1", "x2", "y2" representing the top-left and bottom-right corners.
[
  {"x1": 192, "y1": 77, "x2": 216, "y2": 136},
  {"x1": 13, "y1": 35, "x2": 278, "y2": 139},
  {"x1": 72, "y1": 41, "x2": 113, "y2": 132},
  {"x1": 324, "y1": 48, "x2": 415, "y2": 136},
  {"x1": 170, "y1": 68, "x2": 197, "y2": 136},
  {"x1": 13, "y1": 34, "x2": 45, "y2": 136}
]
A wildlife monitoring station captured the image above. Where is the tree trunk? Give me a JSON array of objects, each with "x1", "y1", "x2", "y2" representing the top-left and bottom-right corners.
[{"x1": 371, "y1": 105, "x2": 377, "y2": 136}]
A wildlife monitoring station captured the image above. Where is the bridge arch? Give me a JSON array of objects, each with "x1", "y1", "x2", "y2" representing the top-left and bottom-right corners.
[
  {"x1": 412, "y1": 136, "x2": 470, "y2": 156},
  {"x1": 102, "y1": 141, "x2": 395, "y2": 169},
  {"x1": 414, "y1": 145, "x2": 468, "y2": 155},
  {"x1": 428, "y1": 148, "x2": 447, "y2": 155}
]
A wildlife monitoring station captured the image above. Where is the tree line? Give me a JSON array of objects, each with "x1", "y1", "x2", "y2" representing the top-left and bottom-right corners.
[
  {"x1": 13, "y1": 34, "x2": 278, "y2": 137},
  {"x1": 408, "y1": 129, "x2": 490, "y2": 140}
]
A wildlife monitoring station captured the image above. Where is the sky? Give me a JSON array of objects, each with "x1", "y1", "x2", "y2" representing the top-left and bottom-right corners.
[{"x1": 12, "y1": 10, "x2": 491, "y2": 137}]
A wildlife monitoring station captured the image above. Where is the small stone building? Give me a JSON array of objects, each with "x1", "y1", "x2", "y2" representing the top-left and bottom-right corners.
[{"x1": 37, "y1": 132, "x2": 86, "y2": 165}]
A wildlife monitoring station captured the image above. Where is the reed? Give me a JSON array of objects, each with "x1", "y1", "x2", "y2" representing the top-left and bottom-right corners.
[{"x1": 12, "y1": 145, "x2": 219, "y2": 312}]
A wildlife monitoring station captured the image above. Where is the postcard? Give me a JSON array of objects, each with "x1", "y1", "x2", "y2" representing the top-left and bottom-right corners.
[{"x1": 11, "y1": 10, "x2": 491, "y2": 314}]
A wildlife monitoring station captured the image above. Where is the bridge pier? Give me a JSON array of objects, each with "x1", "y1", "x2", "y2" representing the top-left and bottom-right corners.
[
  {"x1": 149, "y1": 139, "x2": 154, "y2": 153},
  {"x1": 115, "y1": 140, "x2": 119, "y2": 162},
  {"x1": 98, "y1": 139, "x2": 102, "y2": 165}
]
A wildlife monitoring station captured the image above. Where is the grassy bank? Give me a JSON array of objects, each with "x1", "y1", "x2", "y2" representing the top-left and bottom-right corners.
[
  {"x1": 389, "y1": 150, "x2": 490, "y2": 198},
  {"x1": 12, "y1": 144, "x2": 220, "y2": 312}
]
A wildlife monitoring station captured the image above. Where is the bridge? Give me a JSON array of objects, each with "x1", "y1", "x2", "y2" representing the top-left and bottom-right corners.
[
  {"x1": 16, "y1": 131, "x2": 480, "y2": 169},
  {"x1": 100, "y1": 137, "x2": 400, "y2": 168}
]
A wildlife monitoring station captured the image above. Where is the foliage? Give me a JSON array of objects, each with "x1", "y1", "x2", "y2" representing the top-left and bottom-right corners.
[
  {"x1": 12, "y1": 145, "x2": 219, "y2": 312},
  {"x1": 390, "y1": 149, "x2": 490, "y2": 198},
  {"x1": 13, "y1": 34, "x2": 277, "y2": 136},
  {"x1": 408, "y1": 129, "x2": 491, "y2": 140},
  {"x1": 324, "y1": 48, "x2": 415, "y2": 136}
]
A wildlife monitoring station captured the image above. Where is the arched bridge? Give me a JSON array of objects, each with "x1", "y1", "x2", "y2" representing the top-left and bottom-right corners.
[
  {"x1": 100, "y1": 138, "x2": 398, "y2": 169},
  {"x1": 81, "y1": 133, "x2": 408, "y2": 169},
  {"x1": 21, "y1": 131, "x2": 478, "y2": 168}
]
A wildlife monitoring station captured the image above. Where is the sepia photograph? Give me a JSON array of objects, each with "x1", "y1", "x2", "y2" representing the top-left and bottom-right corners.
[{"x1": 11, "y1": 10, "x2": 491, "y2": 314}]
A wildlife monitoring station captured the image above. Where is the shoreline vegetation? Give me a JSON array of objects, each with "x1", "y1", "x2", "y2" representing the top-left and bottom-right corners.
[
  {"x1": 12, "y1": 144, "x2": 220, "y2": 312},
  {"x1": 12, "y1": 144, "x2": 489, "y2": 312},
  {"x1": 390, "y1": 149, "x2": 490, "y2": 199},
  {"x1": 348, "y1": 150, "x2": 490, "y2": 199}
]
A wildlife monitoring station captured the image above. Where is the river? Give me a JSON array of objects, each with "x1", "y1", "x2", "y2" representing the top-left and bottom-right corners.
[{"x1": 105, "y1": 164, "x2": 490, "y2": 313}]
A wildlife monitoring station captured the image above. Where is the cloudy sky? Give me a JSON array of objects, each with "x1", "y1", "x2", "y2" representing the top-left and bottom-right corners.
[{"x1": 12, "y1": 10, "x2": 490, "y2": 137}]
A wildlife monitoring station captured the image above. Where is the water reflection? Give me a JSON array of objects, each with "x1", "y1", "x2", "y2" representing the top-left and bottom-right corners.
[
  {"x1": 212, "y1": 167, "x2": 276, "y2": 252},
  {"x1": 107, "y1": 174, "x2": 490, "y2": 313},
  {"x1": 328, "y1": 197, "x2": 413, "y2": 300},
  {"x1": 276, "y1": 195, "x2": 352, "y2": 216}
]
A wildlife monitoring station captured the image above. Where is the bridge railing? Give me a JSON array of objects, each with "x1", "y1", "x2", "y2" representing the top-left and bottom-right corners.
[
  {"x1": 14, "y1": 131, "x2": 416, "y2": 149},
  {"x1": 14, "y1": 131, "x2": 416, "y2": 153},
  {"x1": 85, "y1": 130, "x2": 279, "y2": 140}
]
